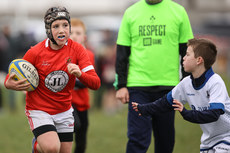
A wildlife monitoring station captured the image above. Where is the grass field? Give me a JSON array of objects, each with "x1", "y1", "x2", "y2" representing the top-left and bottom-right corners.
[
  {"x1": 1, "y1": 70, "x2": 229, "y2": 153},
  {"x1": 87, "y1": 107, "x2": 202, "y2": 153},
  {"x1": 0, "y1": 98, "x2": 202, "y2": 153}
]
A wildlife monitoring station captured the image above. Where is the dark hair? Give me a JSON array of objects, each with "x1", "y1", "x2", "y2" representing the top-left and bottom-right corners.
[{"x1": 187, "y1": 38, "x2": 217, "y2": 69}]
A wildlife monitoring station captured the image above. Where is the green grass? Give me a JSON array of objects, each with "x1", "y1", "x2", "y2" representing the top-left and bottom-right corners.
[
  {"x1": 0, "y1": 111, "x2": 33, "y2": 153},
  {"x1": 86, "y1": 107, "x2": 202, "y2": 153},
  {"x1": 0, "y1": 104, "x2": 202, "y2": 153},
  {"x1": 0, "y1": 84, "x2": 204, "y2": 153},
  {"x1": 1, "y1": 72, "x2": 229, "y2": 153}
]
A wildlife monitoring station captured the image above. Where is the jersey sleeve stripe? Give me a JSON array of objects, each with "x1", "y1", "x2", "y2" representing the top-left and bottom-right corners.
[
  {"x1": 81, "y1": 65, "x2": 94, "y2": 72},
  {"x1": 210, "y1": 103, "x2": 225, "y2": 111},
  {"x1": 166, "y1": 91, "x2": 173, "y2": 105}
]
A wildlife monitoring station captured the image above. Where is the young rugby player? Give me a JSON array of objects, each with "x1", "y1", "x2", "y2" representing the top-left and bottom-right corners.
[
  {"x1": 4, "y1": 7, "x2": 100, "y2": 153},
  {"x1": 132, "y1": 38, "x2": 230, "y2": 153},
  {"x1": 70, "y1": 18, "x2": 95, "y2": 153}
]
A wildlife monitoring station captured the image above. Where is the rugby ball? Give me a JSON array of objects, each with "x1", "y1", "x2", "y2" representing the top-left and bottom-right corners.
[{"x1": 8, "y1": 59, "x2": 39, "y2": 91}]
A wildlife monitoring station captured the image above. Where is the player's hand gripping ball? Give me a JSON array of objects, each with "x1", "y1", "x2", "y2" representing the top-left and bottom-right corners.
[{"x1": 8, "y1": 59, "x2": 39, "y2": 91}]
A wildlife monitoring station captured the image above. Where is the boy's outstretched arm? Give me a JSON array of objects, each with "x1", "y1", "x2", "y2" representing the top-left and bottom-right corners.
[
  {"x1": 132, "y1": 95, "x2": 174, "y2": 116},
  {"x1": 179, "y1": 107, "x2": 224, "y2": 124},
  {"x1": 173, "y1": 99, "x2": 224, "y2": 124}
]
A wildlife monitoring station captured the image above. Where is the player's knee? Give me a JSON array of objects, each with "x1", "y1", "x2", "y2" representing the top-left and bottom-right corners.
[{"x1": 43, "y1": 143, "x2": 60, "y2": 153}]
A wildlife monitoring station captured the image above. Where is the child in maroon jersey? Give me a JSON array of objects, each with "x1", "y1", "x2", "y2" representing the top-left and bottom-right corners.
[
  {"x1": 4, "y1": 7, "x2": 100, "y2": 153},
  {"x1": 70, "y1": 18, "x2": 95, "y2": 153}
]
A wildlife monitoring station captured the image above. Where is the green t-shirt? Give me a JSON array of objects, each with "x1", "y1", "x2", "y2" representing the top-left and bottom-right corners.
[{"x1": 117, "y1": 0, "x2": 193, "y2": 87}]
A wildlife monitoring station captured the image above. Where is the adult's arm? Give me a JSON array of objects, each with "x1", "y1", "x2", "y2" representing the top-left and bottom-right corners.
[{"x1": 115, "y1": 45, "x2": 131, "y2": 89}]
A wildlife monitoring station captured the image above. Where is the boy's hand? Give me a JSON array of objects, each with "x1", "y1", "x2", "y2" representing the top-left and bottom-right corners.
[
  {"x1": 132, "y1": 102, "x2": 142, "y2": 116},
  {"x1": 67, "y1": 63, "x2": 82, "y2": 77},
  {"x1": 5, "y1": 74, "x2": 30, "y2": 91},
  {"x1": 172, "y1": 99, "x2": 184, "y2": 112}
]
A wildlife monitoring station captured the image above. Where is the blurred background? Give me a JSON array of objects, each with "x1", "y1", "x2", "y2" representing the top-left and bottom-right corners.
[{"x1": 0, "y1": 0, "x2": 229, "y2": 153}]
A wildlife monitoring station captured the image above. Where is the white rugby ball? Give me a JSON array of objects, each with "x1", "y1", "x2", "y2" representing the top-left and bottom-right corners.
[{"x1": 8, "y1": 59, "x2": 39, "y2": 91}]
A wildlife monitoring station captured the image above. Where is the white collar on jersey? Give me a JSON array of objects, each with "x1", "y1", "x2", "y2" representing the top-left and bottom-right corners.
[{"x1": 45, "y1": 38, "x2": 68, "y2": 48}]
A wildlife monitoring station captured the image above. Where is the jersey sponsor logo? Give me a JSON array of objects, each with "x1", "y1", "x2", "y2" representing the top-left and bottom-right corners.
[
  {"x1": 186, "y1": 93, "x2": 195, "y2": 96},
  {"x1": 206, "y1": 91, "x2": 210, "y2": 98},
  {"x1": 68, "y1": 123, "x2": 74, "y2": 127},
  {"x1": 57, "y1": 12, "x2": 66, "y2": 17},
  {"x1": 150, "y1": 15, "x2": 156, "y2": 22},
  {"x1": 45, "y1": 70, "x2": 69, "y2": 92},
  {"x1": 139, "y1": 25, "x2": 166, "y2": 37},
  {"x1": 138, "y1": 15, "x2": 166, "y2": 46},
  {"x1": 65, "y1": 56, "x2": 72, "y2": 64},
  {"x1": 191, "y1": 104, "x2": 209, "y2": 111},
  {"x1": 215, "y1": 146, "x2": 229, "y2": 151},
  {"x1": 191, "y1": 105, "x2": 196, "y2": 110},
  {"x1": 143, "y1": 37, "x2": 162, "y2": 46},
  {"x1": 42, "y1": 61, "x2": 50, "y2": 66}
]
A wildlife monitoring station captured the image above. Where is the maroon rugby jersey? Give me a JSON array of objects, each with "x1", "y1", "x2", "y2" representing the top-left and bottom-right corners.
[{"x1": 5, "y1": 38, "x2": 100, "y2": 114}]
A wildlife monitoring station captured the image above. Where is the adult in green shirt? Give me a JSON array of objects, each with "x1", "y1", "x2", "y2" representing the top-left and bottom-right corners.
[{"x1": 114, "y1": 0, "x2": 193, "y2": 153}]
